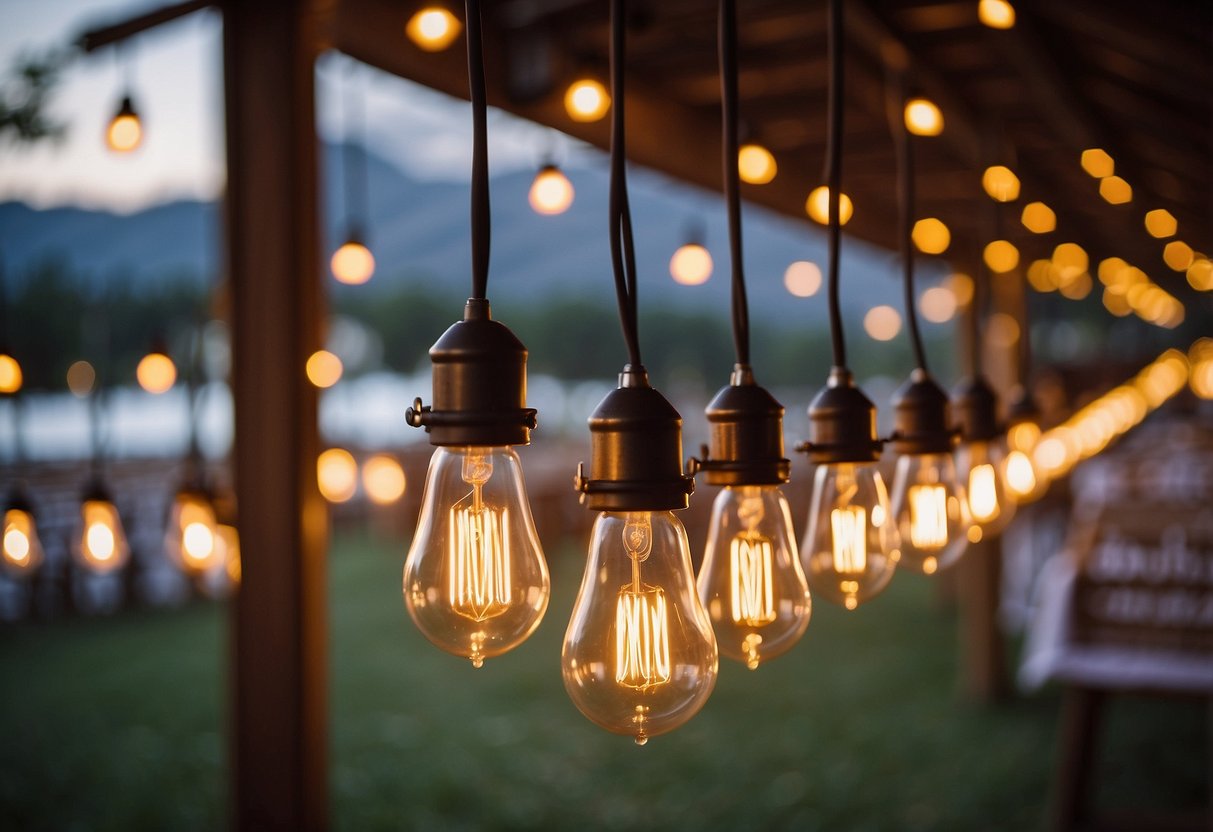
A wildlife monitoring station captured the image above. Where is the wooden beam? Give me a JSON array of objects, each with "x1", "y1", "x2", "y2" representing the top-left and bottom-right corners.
[
  {"x1": 223, "y1": 0, "x2": 328, "y2": 829},
  {"x1": 76, "y1": 0, "x2": 212, "y2": 53}
]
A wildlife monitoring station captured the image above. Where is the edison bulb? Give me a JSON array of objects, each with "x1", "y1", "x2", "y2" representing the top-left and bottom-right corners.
[
  {"x1": 1004, "y1": 421, "x2": 1046, "y2": 503},
  {"x1": 136, "y1": 351, "x2": 176, "y2": 394},
  {"x1": 564, "y1": 79, "x2": 610, "y2": 122},
  {"x1": 956, "y1": 440, "x2": 1015, "y2": 539},
  {"x1": 563, "y1": 511, "x2": 717, "y2": 745},
  {"x1": 331, "y1": 240, "x2": 375, "y2": 285},
  {"x1": 529, "y1": 165, "x2": 575, "y2": 215},
  {"x1": 403, "y1": 446, "x2": 549, "y2": 667},
  {"x1": 166, "y1": 491, "x2": 221, "y2": 574},
  {"x1": 889, "y1": 453, "x2": 970, "y2": 574},
  {"x1": 76, "y1": 499, "x2": 129, "y2": 573},
  {"x1": 106, "y1": 97, "x2": 142, "y2": 153},
  {"x1": 697, "y1": 486, "x2": 810, "y2": 669},
  {"x1": 669, "y1": 243, "x2": 713, "y2": 286},
  {"x1": 3, "y1": 508, "x2": 44, "y2": 576},
  {"x1": 801, "y1": 462, "x2": 898, "y2": 610}
]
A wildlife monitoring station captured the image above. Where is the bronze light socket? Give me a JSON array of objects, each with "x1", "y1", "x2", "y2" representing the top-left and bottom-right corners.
[
  {"x1": 890, "y1": 369, "x2": 956, "y2": 455},
  {"x1": 801, "y1": 367, "x2": 883, "y2": 464},
  {"x1": 951, "y1": 376, "x2": 1001, "y2": 443},
  {"x1": 694, "y1": 364, "x2": 790, "y2": 486},
  {"x1": 575, "y1": 365, "x2": 695, "y2": 512},
  {"x1": 406, "y1": 298, "x2": 537, "y2": 447}
]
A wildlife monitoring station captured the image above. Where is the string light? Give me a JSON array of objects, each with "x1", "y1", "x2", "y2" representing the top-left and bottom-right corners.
[
  {"x1": 978, "y1": 0, "x2": 1015, "y2": 29},
  {"x1": 737, "y1": 144, "x2": 777, "y2": 184},
  {"x1": 406, "y1": 6, "x2": 462, "y2": 51},
  {"x1": 67, "y1": 361, "x2": 96, "y2": 398},
  {"x1": 305, "y1": 350, "x2": 343, "y2": 388},
  {"x1": 981, "y1": 165, "x2": 1020, "y2": 202},
  {"x1": 317, "y1": 448, "x2": 358, "y2": 503},
  {"x1": 564, "y1": 79, "x2": 610, "y2": 122},
  {"x1": 1099, "y1": 175, "x2": 1132, "y2": 204},
  {"x1": 1144, "y1": 209, "x2": 1177, "y2": 238},
  {"x1": 1080, "y1": 148, "x2": 1114, "y2": 179},
  {"x1": 783, "y1": 261, "x2": 822, "y2": 298},
  {"x1": 136, "y1": 349, "x2": 176, "y2": 394},
  {"x1": 330, "y1": 239, "x2": 375, "y2": 285},
  {"x1": 983, "y1": 240, "x2": 1019, "y2": 273},
  {"x1": 528, "y1": 164, "x2": 575, "y2": 215},
  {"x1": 106, "y1": 96, "x2": 142, "y2": 153},
  {"x1": 1021, "y1": 201, "x2": 1056, "y2": 234},
  {"x1": 361, "y1": 454, "x2": 406, "y2": 505},
  {"x1": 903, "y1": 98, "x2": 943, "y2": 136},
  {"x1": 669, "y1": 241, "x2": 713, "y2": 286},
  {"x1": 911, "y1": 218, "x2": 950, "y2": 254},
  {"x1": 805, "y1": 186, "x2": 853, "y2": 226},
  {"x1": 0, "y1": 353, "x2": 22, "y2": 394}
]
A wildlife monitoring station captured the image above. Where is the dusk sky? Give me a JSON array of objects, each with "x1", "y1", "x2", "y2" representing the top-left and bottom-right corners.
[{"x1": 0, "y1": 0, "x2": 580, "y2": 213}]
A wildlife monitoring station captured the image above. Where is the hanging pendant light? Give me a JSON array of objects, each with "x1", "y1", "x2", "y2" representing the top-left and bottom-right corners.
[
  {"x1": 885, "y1": 80, "x2": 970, "y2": 576},
  {"x1": 106, "y1": 94, "x2": 142, "y2": 153},
  {"x1": 406, "y1": 3, "x2": 463, "y2": 51},
  {"x1": 402, "y1": 0, "x2": 550, "y2": 669},
  {"x1": 77, "y1": 479, "x2": 130, "y2": 574},
  {"x1": 691, "y1": 0, "x2": 809, "y2": 672},
  {"x1": 3, "y1": 488, "x2": 44, "y2": 577},
  {"x1": 136, "y1": 336, "x2": 177, "y2": 394},
  {"x1": 331, "y1": 62, "x2": 376, "y2": 285},
  {"x1": 669, "y1": 221, "x2": 713, "y2": 286},
  {"x1": 799, "y1": 0, "x2": 898, "y2": 611},
  {"x1": 563, "y1": 0, "x2": 716, "y2": 746},
  {"x1": 528, "y1": 162, "x2": 575, "y2": 215}
]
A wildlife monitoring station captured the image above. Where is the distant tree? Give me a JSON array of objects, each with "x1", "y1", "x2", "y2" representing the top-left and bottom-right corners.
[{"x1": 0, "y1": 51, "x2": 67, "y2": 144}]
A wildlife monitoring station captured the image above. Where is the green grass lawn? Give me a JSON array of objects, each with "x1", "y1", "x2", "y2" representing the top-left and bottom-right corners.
[{"x1": 0, "y1": 530, "x2": 1206, "y2": 831}]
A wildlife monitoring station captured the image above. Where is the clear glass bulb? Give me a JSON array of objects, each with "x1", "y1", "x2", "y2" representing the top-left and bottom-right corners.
[
  {"x1": 956, "y1": 439, "x2": 1015, "y2": 539},
  {"x1": 888, "y1": 452, "x2": 971, "y2": 575},
  {"x1": 563, "y1": 511, "x2": 718, "y2": 745},
  {"x1": 801, "y1": 462, "x2": 898, "y2": 610},
  {"x1": 76, "y1": 499, "x2": 130, "y2": 573},
  {"x1": 165, "y1": 492, "x2": 222, "y2": 574},
  {"x1": 403, "y1": 446, "x2": 550, "y2": 667},
  {"x1": 697, "y1": 486, "x2": 810, "y2": 669},
  {"x1": 3, "y1": 508, "x2": 44, "y2": 576}
]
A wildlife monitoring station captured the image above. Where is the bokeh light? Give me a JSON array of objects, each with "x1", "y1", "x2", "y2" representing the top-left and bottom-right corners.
[
  {"x1": 362, "y1": 455, "x2": 407, "y2": 505},
  {"x1": 1080, "y1": 148, "x2": 1114, "y2": 179},
  {"x1": 983, "y1": 240, "x2": 1019, "y2": 273},
  {"x1": 67, "y1": 361, "x2": 96, "y2": 398},
  {"x1": 981, "y1": 166, "x2": 1020, "y2": 202},
  {"x1": 1021, "y1": 202, "x2": 1056, "y2": 234},
  {"x1": 317, "y1": 449, "x2": 358, "y2": 503},
  {"x1": 783, "y1": 261, "x2": 823, "y2": 298},
  {"x1": 330, "y1": 240, "x2": 376, "y2": 285},
  {"x1": 738, "y1": 144, "x2": 777, "y2": 184},
  {"x1": 919, "y1": 286, "x2": 957, "y2": 323},
  {"x1": 406, "y1": 7, "x2": 462, "y2": 51},
  {"x1": 529, "y1": 165, "x2": 575, "y2": 215},
  {"x1": 912, "y1": 218, "x2": 950, "y2": 254},
  {"x1": 136, "y1": 352, "x2": 177, "y2": 394},
  {"x1": 903, "y1": 98, "x2": 943, "y2": 136},
  {"x1": 863, "y1": 305, "x2": 902, "y2": 341},
  {"x1": 669, "y1": 244, "x2": 713, "y2": 286},
  {"x1": 805, "y1": 186, "x2": 853, "y2": 226},
  {"x1": 306, "y1": 350, "x2": 344, "y2": 389},
  {"x1": 564, "y1": 79, "x2": 610, "y2": 122},
  {"x1": 0, "y1": 354, "x2": 22, "y2": 394},
  {"x1": 1144, "y1": 209, "x2": 1177, "y2": 239}
]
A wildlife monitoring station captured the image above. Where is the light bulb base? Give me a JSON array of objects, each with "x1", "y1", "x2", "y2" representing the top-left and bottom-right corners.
[
  {"x1": 4, "y1": 484, "x2": 34, "y2": 517},
  {"x1": 951, "y1": 376, "x2": 1001, "y2": 442},
  {"x1": 800, "y1": 367, "x2": 883, "y2": 464},
  {"x1": 575, "y1": 365, "x2": 695, "y2": 511},
  {"x1": 693, "y1": 364, "x2": 790, "y2": 485},
  {"x1": 890, "y1": 369, "x2": 956, "y2": 455},
  {"x1": 406, "y1": 298, "x2": 537, "y2": 446}
]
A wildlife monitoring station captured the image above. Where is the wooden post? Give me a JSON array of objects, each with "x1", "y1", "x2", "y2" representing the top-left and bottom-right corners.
[
  {"x1": 957, "y1": 534, "x2": 1009, "y2": 702},
  {"x1": 1051, "y1": 686, "x2": 1103, "y2": 831},
  {"x1": 222, "y1": 1, "x2": 328, "y2": 829}
]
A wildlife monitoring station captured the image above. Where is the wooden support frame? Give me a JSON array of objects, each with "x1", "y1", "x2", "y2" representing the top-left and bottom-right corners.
[{"x1": 223, "y1": 1, "x2": 328, "y2": 829}]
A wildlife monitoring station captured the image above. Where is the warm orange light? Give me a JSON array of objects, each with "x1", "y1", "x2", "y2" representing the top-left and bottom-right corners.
[
  {"x1": 136, "y1": 351, "x2": 176, "y2": 394},
  {"x1": 783, "y1": 261, "x2": 822, "y2": 297},
  {"x1": 78, "y1": 499, "x2": 128, "y2": 573},
  {"x1": 670, "y1": 244, "x2": 713, "y2": 286},
  {"x1": 1058, "y1": 272, "x2": 1093, "y2": 300},
  {"x1": 983, "y1": 240, "x2": 1019, "y2": 273},
  {"x1": 1163, "y1": 240, "x2": 1194, "y2": 272},
  {"x1": 982, "y1": 166, "x2": 1020, "y2": 202},
  {"x1": 317, "y1": 448, "x2": 358, "y2": 503},
  {"x1": 805, "y1": 186, "x2": 853, "y2": 226},
  {"x1": 911, "y1": 218, "x2": 950, "y2": 254},
  {"x1": 362, "y1": 454, "x2": 407, "y2": 505},
  {"x1": 945, "y1": 273, "x2": 974, "y2": 306},
  {"x1": 1099, "y1": 176, "x2": 1132, "y2": 205},
  {"x1": 978, "y1": 0, "x2": 1015, "y2": 29},
  {"x1": 330, "y1": 240, "x2": 375, "y2": 285},
  {"x1": 67, "y1": 360, "x2": 96, "y2": 398},
  {"x1": 1102, "y1": 288, "x2": 1132, "y2": 317},
  {"x1": 406, "y1": 7, "x2": 462, "y2": 51},
  {"x1": 1144, "y1": 209, "x2": 1177, "y2": 239},
  {"x1": 919, "y1": 286, "x2": 957, "y2": 323},
  {"x1": 3, "y1": 508, "x2": 42, "y2": 573},
  {"x1": 903, "y1": 98, "x2": 943, "y2": 136},
  {"x1": 738, "y1": 144, "x2": 777, "y2": 184},
  {"x1": 1052, "y1": 243, "x2": 1088, "y2": 281},
  {"x1": 306, "y1": 350, "x2": 343, "y2": 389},
  {"x1": 1027, "y1": 259, "x2": 1059, "y2": 293},
  {"x1": 0, "y1": 354, "x2": 22, "y2": 394},
  {"x1": 986, "y1": 312, "x2": 1020, "y2": 348},
  {"x1": 564, "y1": 79, "x2": 610, "y2": 122},
  {"x1": 529, "y1": 165, "x2": 575, "y2": 215},
  {"x1": 863, "y1": 305, "x2": 901, "y2": 341},
  {"x1": 1080, "y1": 148, "x2": 1114, "y2": 179},
  {"x1": 106, "y1": 98, "x2": 142, "y2": 153},
  {"x1": 1187, "y1": 258, "x2": 1213, "y2": 291},
  {"x1": 1021, "y1": 201, "x2": 1056, "y2": 234}
]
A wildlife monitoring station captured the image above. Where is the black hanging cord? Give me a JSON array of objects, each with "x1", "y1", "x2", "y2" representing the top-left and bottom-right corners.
[
  {"x1": 719, "y1": 0, "x2": 750, "y2": 368},
  {"x1": 609, "y1": 0, "x2": 642, "y2": 366},
  {"x1": 824, "y1": 0, "x2": 847, "y2": 369},
  {"x1": 466, "y1": 0, "x2": 490, "y2": 301},
  {"x1": 341, "y1": 61, "x2": 369, "y2": 238},
  {"x1": 886, "y1": 74, "x2": 928, "y2": 372}
]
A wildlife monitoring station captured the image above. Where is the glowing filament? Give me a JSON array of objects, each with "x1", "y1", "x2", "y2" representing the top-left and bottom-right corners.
[
  {"x1": 908, "y1": 484, "x2": 949, "y2": 550},
  {"x1": 448, "y1": 504, "x2": 511, "y2": 622},
  {"x1": 614, "y1": 587, "x2": 671, "y2": 690},
  {"x1": 3, "y1": 510, "x2": 33, "y2": 567},
  {"x1": 968, "y1": 463, "x2": 1000, "y2": 523},
  {"x1": 831, "y1": 506, "x2": 867, "y2": 574},
  {"x1": 1005, "y1": 450, "x2": 1037, "y2": 497},
  {"x1": 182, "y1": 522, "x2": 216, "y2": 565},
  {"x1": 729, "y1": 535, "x2": 775, "y2": 626},
  {"x1": 87, "y1": 522, "x2": 115, "y2": 561}
]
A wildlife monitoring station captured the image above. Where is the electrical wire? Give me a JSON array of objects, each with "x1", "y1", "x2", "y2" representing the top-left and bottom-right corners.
[
  {"x1": 719, "y1": 0, "x2": 749, "y2": 368},
  {"x1": 466, "y1": 0, "x2": 490, "y2": 301},
  {"x1": 609, "y1": 0, "x2": 642, "y2": 367},
  {"x1": 825, "y1": 0, "x2": 847, "y2": 370},
  {"x1": 886, "y1": 72, "x2": 928, "y2": 372}
]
